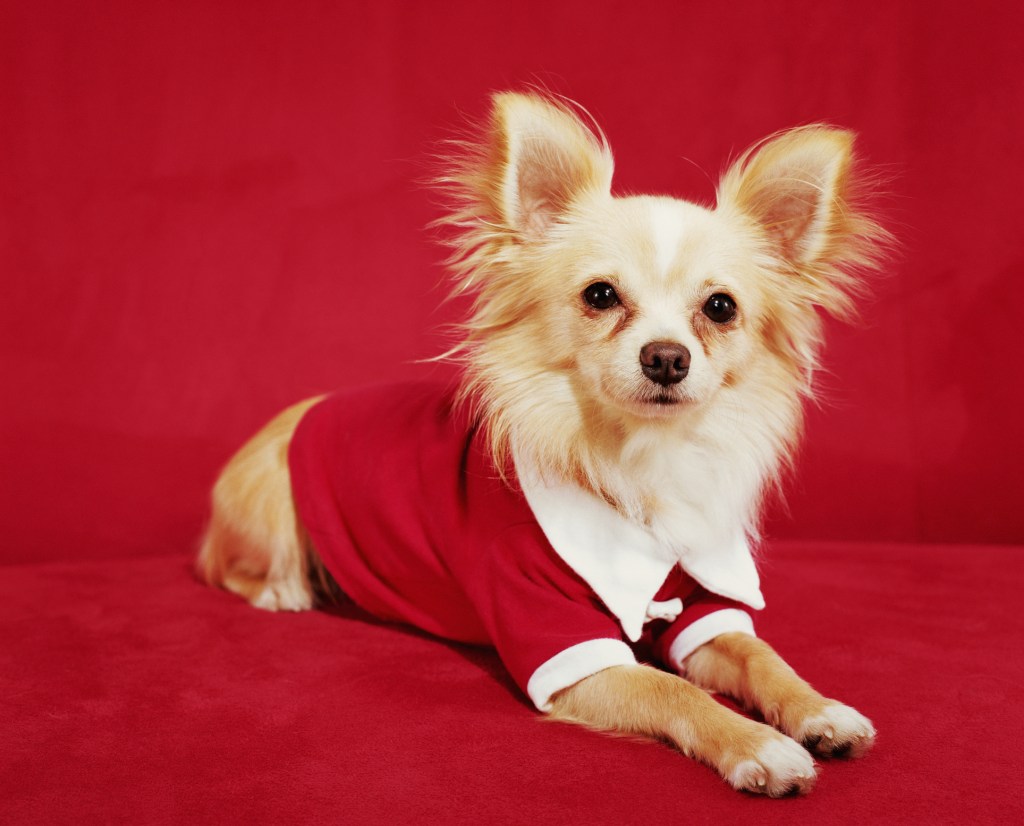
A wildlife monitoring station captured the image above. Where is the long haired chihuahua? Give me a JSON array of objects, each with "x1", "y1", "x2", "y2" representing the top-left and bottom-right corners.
[{"x1": 198, "y1": 92, "x2": 888, "y2": 796}]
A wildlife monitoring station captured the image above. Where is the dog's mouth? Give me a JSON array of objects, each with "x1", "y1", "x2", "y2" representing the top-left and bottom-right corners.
[
  {"x1": 607, "y1": 379, "x2": 695, "y2": 419},
  {"x1": 627, "y1": 389, "x2": 687, "y2": 416}
]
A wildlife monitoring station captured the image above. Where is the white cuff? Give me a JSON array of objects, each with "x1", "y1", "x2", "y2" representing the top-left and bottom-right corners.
[
  {"x1": 667, "y1": 608, "x2": 755, "y2": 673},
  {"x1": 527, "y1": 638, "x2": 637, "y2": 712}
]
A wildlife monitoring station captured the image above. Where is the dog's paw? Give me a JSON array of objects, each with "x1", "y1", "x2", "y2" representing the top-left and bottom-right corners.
[
  {"x1": 250, "y1": 580, "x2": 313, "y2": 612},
  {"x1": 791, "y1": 702, "x2": 876, "y2": 758},
  {"x1": 725, "y1": 727, "x2": 817, "y2": 797}
]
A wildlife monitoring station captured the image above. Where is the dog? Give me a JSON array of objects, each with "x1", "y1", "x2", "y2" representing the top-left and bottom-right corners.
[{"x1": 198, "y1": 92, "x2": 887, "y2": 796}]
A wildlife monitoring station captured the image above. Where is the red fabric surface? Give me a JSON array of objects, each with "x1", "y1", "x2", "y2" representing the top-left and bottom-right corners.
[
  {"x1": 3, "y1": 542, "x2": 1021, "y2": 824},
  {"x1": 2, "y1": 0, "x2": 1023, "y2": 565}
]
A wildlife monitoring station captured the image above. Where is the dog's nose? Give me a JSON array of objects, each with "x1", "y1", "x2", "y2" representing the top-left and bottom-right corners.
[{"x1": 640, "y1": 341, "x2": 690, "y2": 386}]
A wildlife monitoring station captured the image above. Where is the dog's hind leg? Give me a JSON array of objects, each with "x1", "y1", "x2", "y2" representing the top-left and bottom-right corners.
[{"x1": 197, "y1": 398, "x2": 323, "y2": 612}]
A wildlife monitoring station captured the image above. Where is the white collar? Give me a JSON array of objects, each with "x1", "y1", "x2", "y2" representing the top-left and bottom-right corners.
[{"x1": 514, "y1": 455, "x2": 764, "y2": 642}]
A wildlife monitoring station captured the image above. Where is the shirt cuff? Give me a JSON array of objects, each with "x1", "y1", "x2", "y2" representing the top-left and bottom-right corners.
[
  {"x1": 665, "y1": 608, "x2": 755, "y2": 673},
  {"x1": 526, "y1": 638, "x2": 637, "y2": 712}
]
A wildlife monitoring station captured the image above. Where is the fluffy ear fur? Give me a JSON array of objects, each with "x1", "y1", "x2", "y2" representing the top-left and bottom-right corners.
[
  {"x1": 725, "y1": 127, "x2": 853, "y2": 264},
  {"x1": 444, "y1": 92, "x2": 614, "y2": 243},
  {"x1": 717, "y1": 126, "x2": 887, "y2": 319},
  {"x1": 492, "y1": 93, "x2": 614, "y2": 237}
]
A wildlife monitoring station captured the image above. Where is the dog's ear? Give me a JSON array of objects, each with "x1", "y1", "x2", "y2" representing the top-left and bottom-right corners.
[
  {"x1": 719, "y1": 126, "x2": 858, "y2": 266},
  {"x1": 486, "y1": 93, "x2": 614, "y2": 239},
  {"x1": 718, "y1": 125, "x2": 889, "y2": 317}
]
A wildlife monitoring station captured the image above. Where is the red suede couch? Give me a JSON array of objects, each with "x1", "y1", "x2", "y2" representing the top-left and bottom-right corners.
[
  {"x1": 4, "y1": 542, "x2": 1022, "y2": 823},
  {"x1": 3, "y1": 1, "x2": 1022, "y2": 823}
]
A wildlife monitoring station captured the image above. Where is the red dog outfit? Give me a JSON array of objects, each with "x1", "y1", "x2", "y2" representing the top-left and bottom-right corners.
[{"x1": 289, "y1": 382, "x2": 761, "y2": 710}]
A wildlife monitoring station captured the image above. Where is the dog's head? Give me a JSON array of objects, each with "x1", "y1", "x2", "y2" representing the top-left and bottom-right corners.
[{"x1": 440, "y1": 93, "x2": 886, "y2": 496}]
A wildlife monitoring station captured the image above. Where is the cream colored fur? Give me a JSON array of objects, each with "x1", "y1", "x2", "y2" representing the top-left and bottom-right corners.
[{"x1": 198, "y1": 92, "x2": 886, "y2": 796}]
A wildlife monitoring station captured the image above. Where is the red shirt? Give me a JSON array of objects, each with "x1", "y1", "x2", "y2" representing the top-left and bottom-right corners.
[{"x1": 288, "y1": 382, "x2": 753, "y2": 709}]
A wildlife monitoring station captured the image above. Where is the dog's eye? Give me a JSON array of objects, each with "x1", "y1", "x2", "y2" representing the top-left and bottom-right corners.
[
  {"x1": 583, "y1": 282, "x2": 620, "y2": 310},
  {"x1": 703, "y1": 293, "x2": 737, "y2": 324}
]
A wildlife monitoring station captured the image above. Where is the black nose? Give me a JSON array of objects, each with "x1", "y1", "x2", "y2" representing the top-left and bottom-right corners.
[{"x1": 640, "y1": 341, "x2": 690, "y2": 386}]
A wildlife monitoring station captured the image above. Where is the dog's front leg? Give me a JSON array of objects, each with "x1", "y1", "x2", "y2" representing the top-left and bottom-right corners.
[
  {"x1": 683, "y1": 632, "x2": 876, "y2": 758},
  {"x1": 548, "y1": 663, "x2": 816, "y2": 796}
]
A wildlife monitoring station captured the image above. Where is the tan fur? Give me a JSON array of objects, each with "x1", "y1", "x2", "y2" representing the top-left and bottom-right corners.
[
  {"x1": 197, "y1": 397, "x2": 323, "y2": 612},
  {"x1": 199, "y1": 92, "x2": 885, "y2": 796},
  {"x1": 549, "y1": 633, "x2": 875, "y2": 796},
  {"x1": 549, "y1": 663, "x2": 817, "y2": 797},
  {"x1": 684, "y1": 632, "x2": 876, "y2": 759}
]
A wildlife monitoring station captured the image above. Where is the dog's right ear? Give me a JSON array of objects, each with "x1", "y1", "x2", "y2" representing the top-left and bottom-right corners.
[{"x1": 482, "y1": 93, "x2": 614, "y2": 240}]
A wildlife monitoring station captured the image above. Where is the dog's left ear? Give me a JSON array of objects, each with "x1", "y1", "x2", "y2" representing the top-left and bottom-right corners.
[
  {"x1": 718, "y1": 126, "x2": 857, "y2": 267},
  {"x1": 485, "y1": 93, "x2": 614, "y2": 240}
]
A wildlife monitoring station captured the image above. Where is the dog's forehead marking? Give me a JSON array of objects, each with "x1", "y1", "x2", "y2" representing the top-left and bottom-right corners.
[{"x1": 646, "y1": 199, "x2": 710, "y2": 281}]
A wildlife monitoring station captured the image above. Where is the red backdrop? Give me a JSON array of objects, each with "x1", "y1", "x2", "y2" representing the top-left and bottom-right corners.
[{"x1": 2, "y1": 0, "x2": 1022, "y2": 564}]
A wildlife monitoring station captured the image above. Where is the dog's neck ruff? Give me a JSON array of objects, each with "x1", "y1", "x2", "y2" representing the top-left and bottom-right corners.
[{"x1": 514, "y1": 451, "x2": 765, "y2": 642}]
